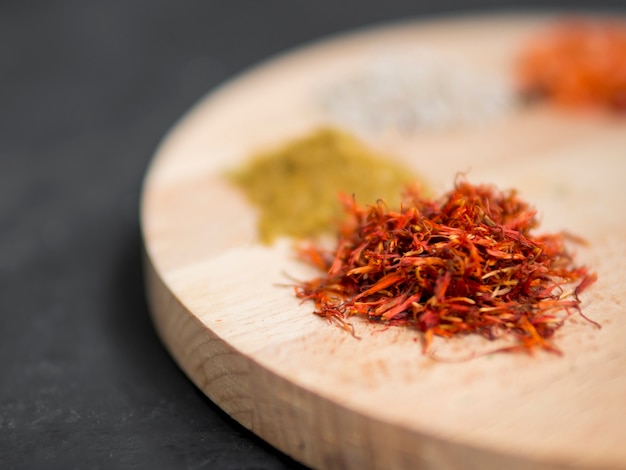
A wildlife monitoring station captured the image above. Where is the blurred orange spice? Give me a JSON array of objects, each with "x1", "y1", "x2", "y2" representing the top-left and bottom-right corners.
[{"x1": 517, "y1": 18, "x2": 626, "y2": 112}]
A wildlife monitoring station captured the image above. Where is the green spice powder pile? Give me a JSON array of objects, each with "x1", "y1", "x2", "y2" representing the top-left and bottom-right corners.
[{"x1": 228, "y1": 127, "x2": 420, "y2": 243}]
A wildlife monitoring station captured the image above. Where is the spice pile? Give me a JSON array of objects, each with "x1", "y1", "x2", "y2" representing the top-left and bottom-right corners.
[
  {"x1": 228, "y1": 127, "x2": 421, "y2": 243},
  {"x1": 319, "y1": 53, "x2": 514, "y2": 133},
  {"x1": 517, "y1": 19, "x2": 626, "y2": 112},
  {"x1": 295, "y1": 179, "x2": 597, "y2": 356}
]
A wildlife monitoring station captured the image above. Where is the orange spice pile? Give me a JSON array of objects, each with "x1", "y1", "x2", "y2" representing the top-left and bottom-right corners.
[
  {"x1": 517, "y1": 19, "x2": 626, "y2": 112},
  {"x1": 294, "y1": 180, "x2": 597, "y2": 355}
]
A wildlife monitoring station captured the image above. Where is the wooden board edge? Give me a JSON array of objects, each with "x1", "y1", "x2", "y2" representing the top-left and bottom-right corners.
[{"x1": 142, "y1": 245, "x2": 589, "y2": 470}]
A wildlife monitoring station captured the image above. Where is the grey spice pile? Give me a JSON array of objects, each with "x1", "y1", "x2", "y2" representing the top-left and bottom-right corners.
[{"x1": 318, "y1": 53, "x2": 515, "y2": 133}]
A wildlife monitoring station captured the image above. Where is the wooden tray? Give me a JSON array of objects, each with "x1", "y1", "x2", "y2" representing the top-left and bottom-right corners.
[{"x1": 141, "y1": 13, "x2": 626, "y2": 470}]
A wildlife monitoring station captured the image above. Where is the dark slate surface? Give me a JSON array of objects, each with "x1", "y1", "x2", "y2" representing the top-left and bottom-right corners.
[{"x1": 1, "y1": 1, "x2": 618, "y2": 468}]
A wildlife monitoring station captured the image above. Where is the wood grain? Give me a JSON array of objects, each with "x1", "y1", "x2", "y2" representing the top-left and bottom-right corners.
[{"x1": 141, "y1": 13, "x2": 626, "y2": 469}]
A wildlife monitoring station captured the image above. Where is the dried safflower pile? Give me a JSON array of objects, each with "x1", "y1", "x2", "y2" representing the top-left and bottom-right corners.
[
  {"x1": 517, "y1": 19, "x2": 626, "y2": 112},
  {"x1": 295, "y1": 180, "x2": 597, "y2": 355}
]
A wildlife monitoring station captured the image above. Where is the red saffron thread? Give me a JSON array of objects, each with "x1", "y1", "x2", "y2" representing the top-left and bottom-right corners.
[{"x1": 294, "y1": 179, "x2": 598, "y2": 355}]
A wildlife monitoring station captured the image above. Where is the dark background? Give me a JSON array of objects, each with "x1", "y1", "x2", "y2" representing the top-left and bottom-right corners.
[{"x1": 1, "y1": 1, "x2": 619, "y2": 468}]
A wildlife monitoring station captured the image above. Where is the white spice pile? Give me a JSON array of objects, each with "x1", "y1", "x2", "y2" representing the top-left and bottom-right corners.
[{"x1": 318, "y1": 52, "x2": 516, "y2": 133}]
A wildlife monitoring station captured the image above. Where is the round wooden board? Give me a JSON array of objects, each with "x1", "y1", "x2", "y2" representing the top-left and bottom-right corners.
[{"x1": 141, "y1": 13, "x2": 626, "y2": 470}]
